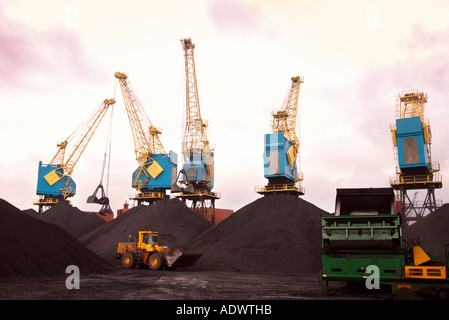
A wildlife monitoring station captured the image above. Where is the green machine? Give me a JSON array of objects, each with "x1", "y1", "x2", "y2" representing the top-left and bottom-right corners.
[
  {"x1": 320, "y1": 188, "x2": 449, "y2": 298},
  {"x1": 320, "y1": 188, "x2": 405, "y2": 286}
]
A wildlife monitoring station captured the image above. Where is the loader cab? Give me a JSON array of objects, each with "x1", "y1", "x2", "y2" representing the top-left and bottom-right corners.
[{"x1": 138, "y1": 231, "x2": 159, "y2": 250}]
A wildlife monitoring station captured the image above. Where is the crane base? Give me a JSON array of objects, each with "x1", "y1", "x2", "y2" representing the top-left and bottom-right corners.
[{"x1": 255, "y1": 183, "x2": 305, "y2": 196}]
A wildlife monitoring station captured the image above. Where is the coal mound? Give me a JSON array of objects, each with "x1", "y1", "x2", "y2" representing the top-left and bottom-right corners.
[
  {"x1": 187, "y1": 194, "x2": 327, "y2": 273},
  {"x1": 0, "y1": 199, "x2": 110, "y2": 279},
  {"x1": 403, "y1": 203, "x2": 449, "y2": 260},
  {"x1": 79, "y1": 198, "x2": 214, "y2": 262},
  {"x1": 24, "y1": 200, "x2": 106, "y2": 239}
]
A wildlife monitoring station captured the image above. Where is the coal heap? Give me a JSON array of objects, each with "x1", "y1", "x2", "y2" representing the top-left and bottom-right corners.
[
  {"x1": 187, "y1": 194, "x2": 327, "y2": 273},
  {"x1": 0, "y1": 199, "x2": 110, "y2": 279},
  {"x1": 79, "y1": 198, "x2": 214, "y2": 262},
  {"x1": 24, "y1": 200, "x2": 106, "y2": 239},
  {"x1": 403, "y1": 203, "x2": 449, "y2": 260}
]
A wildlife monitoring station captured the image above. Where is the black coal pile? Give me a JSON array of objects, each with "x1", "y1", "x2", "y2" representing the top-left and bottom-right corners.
[
  {"x1": 403, "y1": 203, "x2": 449, "y2": 260},
  {"x1": 187, "y1": 194, "x2": 327, "y2": 273},
  {"x1": 0, "y1": 199, "x2": 110, "y2": 279},
  {"x1": 24, "y1": 201, "x2": 106, "y2": 239},
  {"x1": 79, "y1": 198, "x2": 213, "y2": 262}
]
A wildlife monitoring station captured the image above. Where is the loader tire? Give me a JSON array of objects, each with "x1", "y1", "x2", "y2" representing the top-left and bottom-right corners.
[
  {"x1": 121, "y1": 252, "x2": 137, "y2": 269},
  {"x1": 148, "y1": 252, "x2": 164, "y2": 270}
]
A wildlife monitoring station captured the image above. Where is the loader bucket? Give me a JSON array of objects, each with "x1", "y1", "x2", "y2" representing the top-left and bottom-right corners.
[{"x1": 165, "y1": 247, "x2": 202, "y2": 268}]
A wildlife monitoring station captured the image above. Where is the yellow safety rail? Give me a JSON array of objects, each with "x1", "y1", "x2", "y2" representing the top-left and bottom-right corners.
[
  {"x1": 255, "y1": 183, "x2": 305, "y2": 194},
  {"x1": 389, "y1": 173, "x2": 442, "y2": 186},
  {"x1": 405, "y1": 266, "x2": 447, "y2": 280}
]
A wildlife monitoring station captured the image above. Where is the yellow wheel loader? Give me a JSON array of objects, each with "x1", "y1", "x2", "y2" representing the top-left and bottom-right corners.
[{"x1": 116, "y1": 231, "x2": 201, "y2": 270}]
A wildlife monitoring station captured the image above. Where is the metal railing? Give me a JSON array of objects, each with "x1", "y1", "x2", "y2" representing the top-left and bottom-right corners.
[
  {"x1": 175, "y1": 189, "x2": 221, "y2": 199},
  {"x1": 389, "y1": 173, "x2": 442, "y2": 186},
  {"x1": 255, "y1": 183, "x2": 305, "y2": 194},
  {"x1": 129, "y1": 191, "x2": 165, "y2": 200}
]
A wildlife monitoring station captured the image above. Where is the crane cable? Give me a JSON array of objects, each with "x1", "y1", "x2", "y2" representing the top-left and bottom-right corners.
[
  {"x1": 65, "y1": 102, "x2": 103, "y2": 143},
  {"x1": 99, "y1": 104, "x2": 114, "y2": 196},
  {"x1": 98, "y1": 80, "x2": 119, "y2": 196}
]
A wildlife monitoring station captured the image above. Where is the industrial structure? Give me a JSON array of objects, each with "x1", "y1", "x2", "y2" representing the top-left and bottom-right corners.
[
  {"x1": 320, "y1": 187, "x2": 449, "y2": 299},
  {"x1": 115, "y1": 72, "x2": 178, "y2": 205},
  {"x1": 256, "y1": 76, "x2": 305, "y2": 196},
  {"x1": 390, "y1": 90, "x2": 442, "y2": 224},
  {"x1": 34, "y1": 98, "x2": 116, "y2": 213},
  {"x1": 172, "y1": 38, "x2": 220, "y2": 223}
]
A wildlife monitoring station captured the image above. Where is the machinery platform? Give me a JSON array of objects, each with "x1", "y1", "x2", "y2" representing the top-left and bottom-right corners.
[
  {"x1": 255, "y1": 183, "x2": 305, "y2": 196},
  {"x1": 129, "y1": 191, "x2": 167, "y2": 205},
  {"x1": 389, "y1": 174, "x2": 442, "y2": 190}
]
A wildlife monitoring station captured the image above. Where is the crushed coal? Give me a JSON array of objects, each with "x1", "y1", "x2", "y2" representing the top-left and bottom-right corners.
[
  {"x1": 24, "y1": 200, "x2": 106, "y2": 239},
  {"x1": 187, "y1": 194, "x2": 327, "y2": 273},
  {"x1": 79, "y1": 198, "x2": 213, "y2": 262},
  {"x1": 403, "y1": 204, "x2": 449, "y2": 261},
  {"x1": 0, "y1": 199, "x2": 111, "y2": 279},
  {"x1": 390, "y1": 287, "x2": 423, "y2": 300}
]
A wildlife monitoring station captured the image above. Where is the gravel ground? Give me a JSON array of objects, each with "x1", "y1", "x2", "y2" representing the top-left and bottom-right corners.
[{"x1": 0, "y1": 267, "x2": 392, "y2": 300}]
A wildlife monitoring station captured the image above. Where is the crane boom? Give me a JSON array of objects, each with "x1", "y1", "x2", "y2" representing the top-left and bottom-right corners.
[
  {"x1": 397, "y1": 90, "x2": 427, "y2": 120},
  {"x1": 44, "y1": 98, "x2": 115, "y2": 191},
  {"x1": 62, "y1": 98, "x2": 116, "y2": 177},
  {"x1": 115, "y1": 72, "x2": 165, "y2": 166},
  {"x1": 272, "y1": 76, "x2": 303, "y2": 166},
  {"x1": 180, "y1": 38, "x2": 213, "y2": 180}
]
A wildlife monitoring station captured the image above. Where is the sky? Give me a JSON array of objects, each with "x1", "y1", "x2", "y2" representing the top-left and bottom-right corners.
[{"x1": 1, "y1": 0, "x2": 449, "y2": 216}]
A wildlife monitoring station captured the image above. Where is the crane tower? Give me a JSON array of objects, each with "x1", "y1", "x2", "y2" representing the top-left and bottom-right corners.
[
  {"x1": 256, "y1": 76, "x2": 305, "y2": 196},
  {"x1": 173, "y1": 38, "x2": 220, "y2": 223},
  {"x1": 390, "y1": 90, "x2": 442, "y2": 223}
]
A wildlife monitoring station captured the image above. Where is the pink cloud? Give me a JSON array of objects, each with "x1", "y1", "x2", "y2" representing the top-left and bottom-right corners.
[
  {"x1": 207, "y1": 0, "x2": 277, "y2": 38},
  {"x1": 339, "y1": 23, "x2": 449, "y2": 145},
  {"x1": 0, "y1": 5, "x2": 106, "y2": 93}
]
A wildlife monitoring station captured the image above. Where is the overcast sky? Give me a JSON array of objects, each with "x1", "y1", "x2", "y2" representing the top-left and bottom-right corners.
[{"x1": 1, "y1": 0, "x2": 449, "y2": 215}]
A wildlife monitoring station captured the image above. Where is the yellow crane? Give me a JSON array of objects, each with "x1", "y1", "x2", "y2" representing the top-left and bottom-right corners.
[
  {"x1": 179, "y1": 38, "x2": 214, "y2": 184},
  {"x1": 115, "y1": 72, "x2": 177, "y2": 204},
  {"x1": 174, "y1": 38, "x2": 220, "y2": 223},
  {"x1": 34, "y1": 98, "x2": 116, "y2": 213},
  {"x1": 390, "y1": 90, "x2": 442, "y2": 223},
  {"x1": 256, "y1": 76, "x2": 304, "y2": 196}
]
